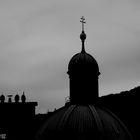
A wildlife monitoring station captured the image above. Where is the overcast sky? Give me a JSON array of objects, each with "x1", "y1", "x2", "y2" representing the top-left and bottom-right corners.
[{"x1": 0, "y1": 0, "x2": 140, "y2": 113}]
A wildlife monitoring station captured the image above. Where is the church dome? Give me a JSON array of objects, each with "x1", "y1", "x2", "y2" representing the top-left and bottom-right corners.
[
  {"x1": 67, "y1": 17, "x2": 99, "y2": 76},
  {"x1": 37, "y1": 105, "x2": 133, "y2": 140},
  {"x1": 68, "y1": 52, "x2": 99, "y2": 75},
  {"x1": 36, "y1": 17, "x2": 133, "y2": 140}
]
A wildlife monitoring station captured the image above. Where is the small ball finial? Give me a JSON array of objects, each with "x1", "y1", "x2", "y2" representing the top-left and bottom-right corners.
[
  {"x1": 21, "y1": 92, "x2": 26, "y2": 103},
  {"x1": 15, "y1": 94, "x2": 20, "y2": 103},
  {"x1": 0, "y1": 94, "x2": 5, "y2": 103},
  {"x1": 80, "y1": 31, "x2": 87, "y2": 41}
]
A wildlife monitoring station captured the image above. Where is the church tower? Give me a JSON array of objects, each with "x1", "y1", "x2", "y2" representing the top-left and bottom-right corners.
[
  {"x1": 37, "y1": 17, "x2": 133, "y2": 140},
  {"x1": 67, "y1": 16, "x2": 100, "y2": 104}
]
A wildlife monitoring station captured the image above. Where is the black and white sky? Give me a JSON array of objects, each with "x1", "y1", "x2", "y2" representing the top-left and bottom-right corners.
[{"x1": 0, "y1": 0, "x2": 140, "y2": 113}]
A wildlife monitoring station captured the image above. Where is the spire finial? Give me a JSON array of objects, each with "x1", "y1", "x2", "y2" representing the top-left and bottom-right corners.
[{"x1": 80, "y1": 16, "x2": 86, "y2": 53}]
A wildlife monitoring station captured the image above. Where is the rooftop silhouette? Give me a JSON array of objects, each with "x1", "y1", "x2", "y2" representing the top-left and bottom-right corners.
[{"x1": 0, "y1": 92, "x2": 37, "y2": 140}]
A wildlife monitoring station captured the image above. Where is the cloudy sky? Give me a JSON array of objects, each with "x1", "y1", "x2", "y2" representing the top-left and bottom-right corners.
[{"x1": 0, "y1": 0, "x2": 140, "y2": 113}]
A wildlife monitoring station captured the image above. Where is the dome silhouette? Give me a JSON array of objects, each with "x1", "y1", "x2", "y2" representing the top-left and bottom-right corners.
[
  {"x1": 68, "y1": 17, "x2": 99, "y2": 76},
  {"x1": 36, "y1": 17, "x2": 133, "y2": 140},
  {"x1": 37, "y1": 105, "x2": 132, "y2": 140},
  {"x1": 68, "y1": 52, "x2": 100, "y2": 75}
]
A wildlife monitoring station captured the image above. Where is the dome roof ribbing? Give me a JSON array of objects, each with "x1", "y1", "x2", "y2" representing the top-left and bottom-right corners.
[{"x1": 37, "y1": 105, "x2": 133, "y2": 140}]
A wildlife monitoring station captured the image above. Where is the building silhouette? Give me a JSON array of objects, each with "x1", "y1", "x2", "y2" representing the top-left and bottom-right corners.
[
  {"x1": 0, "y1": 92, "x2": 37, "y2": 140},
  {"x1": 1, "y1": 17, "x2": 139, "y2": 140},
  {"x1": 36, "y1": 17, "x2": 133, "y2": 140},
  {"x1": 98, "y1": 87, "x2": 140, "y2": 140}
]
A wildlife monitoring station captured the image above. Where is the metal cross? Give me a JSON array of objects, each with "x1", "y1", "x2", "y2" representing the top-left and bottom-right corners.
[{"x1": 80, "y1": 16, "x2": 86, "y2": 31}]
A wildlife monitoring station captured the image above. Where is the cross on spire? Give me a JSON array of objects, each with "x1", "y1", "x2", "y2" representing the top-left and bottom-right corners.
[{"x1": 80, "y1": 16, "x2": 86, "y2": 31}]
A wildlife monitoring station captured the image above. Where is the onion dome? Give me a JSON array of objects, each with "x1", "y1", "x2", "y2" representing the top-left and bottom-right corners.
[
  {"x1": 68, "y1": 52, "x2": 99, "y2": 75},
  {"x1": 37, "y1": 105, "x2": 133, "y2": 140},
  {"x1": 67, "y1": 17, "x2": 100, "y2": 76}
]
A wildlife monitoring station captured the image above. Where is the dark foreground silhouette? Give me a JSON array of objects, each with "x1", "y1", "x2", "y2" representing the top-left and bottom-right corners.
[
  {"x1": 0, "y1": 86, "x2": 139, "y2": 140},
  {"x1": 0, "y1": 92, "x2": 37, "y2": 140}
]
